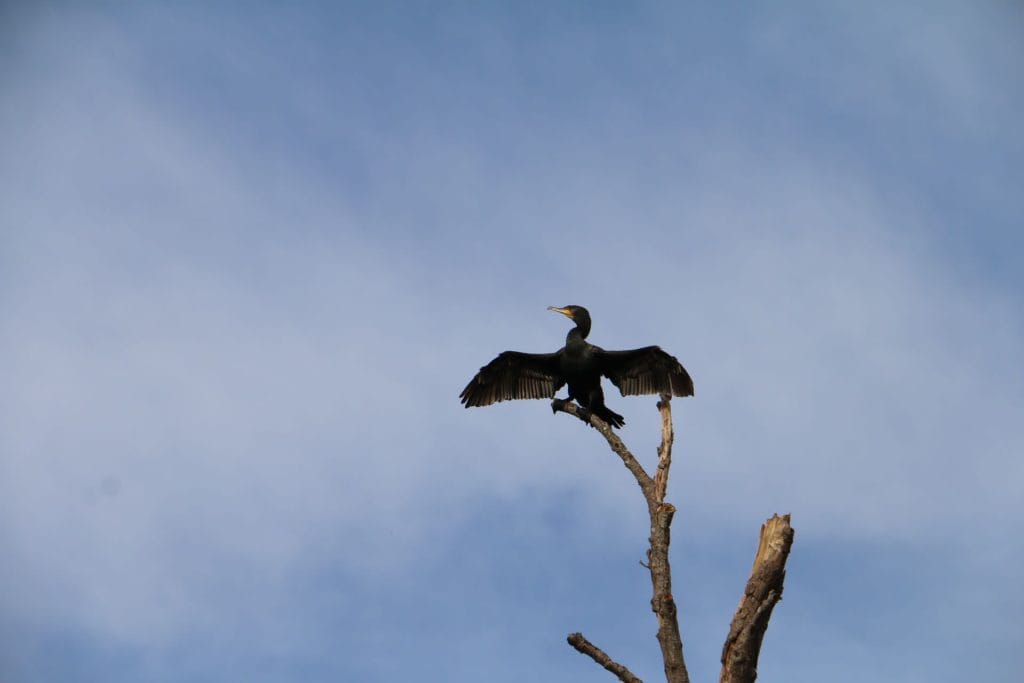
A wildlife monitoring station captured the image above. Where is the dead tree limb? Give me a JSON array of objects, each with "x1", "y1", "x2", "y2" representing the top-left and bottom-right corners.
[
  {"x1": 719, "y1": 514, "x2": 795, "y2": 683},
  {"x1": 554, "y1": 400, "x2": 653, "y2": 496},
  {"x1": 653, "y1": 396, "x2": 674, "y2": 502},
  {"x1": 567, "y1": 633, "x2": 643, "y2": 683},
  {"x1": 554, "y1": 398, "x2": 690, "y2": 683},
  {"x1": 553, "y1": 400, "x2": 792, "y2": 683},
  {"x1": 647, "y1": 396, "x2": 687, "y2": 683}
]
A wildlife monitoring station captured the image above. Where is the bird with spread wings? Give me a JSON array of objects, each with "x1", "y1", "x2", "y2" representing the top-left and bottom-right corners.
[{"x1": 460, "y1": 305, "x2": 693, "y2": 428}]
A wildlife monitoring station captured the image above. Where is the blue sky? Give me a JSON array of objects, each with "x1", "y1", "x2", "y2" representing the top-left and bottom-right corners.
[{"x1": 2, "y1": 2, "x2": 1022, "y2": 681}]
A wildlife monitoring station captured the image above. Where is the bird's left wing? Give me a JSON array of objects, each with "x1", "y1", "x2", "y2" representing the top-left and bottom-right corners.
[
  {"x1": 597, "y1": 346, "x2": 694, "y2": 398},
  {"x1": 460, "y1": 351, "x2": 564, "y2": 407}
]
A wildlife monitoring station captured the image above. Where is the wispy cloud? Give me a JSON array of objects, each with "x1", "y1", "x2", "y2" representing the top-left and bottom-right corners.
[{"x1": 2, "y1": 3, "x2": 1022, "y2": 682}]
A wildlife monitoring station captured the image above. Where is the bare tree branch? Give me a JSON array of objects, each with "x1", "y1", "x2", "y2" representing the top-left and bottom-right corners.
[
  {"x1": 719, "y1": 514, "x2": 795, "y2": 683},
  {"x1": 653, "y1": 395, "x2": 674, "y2": 502},
  {"x1": 551, "y1": 401, "x2": 653, "y2": 497},
  {"x1": 648, "y1": 500, "x2": 687, "y2": 683},
  {"x1": 645, "y1": 397, "x2": 688, "y2": 683},
  {"x1": 554, "y1": 399, "x2": 690, "y2": 683},
  {"x1": 567, "y1": 633, "x2": 643, "y2": 683},
  {"x1": 553, "y1": 400, "x2": 791, "y2": 683}
]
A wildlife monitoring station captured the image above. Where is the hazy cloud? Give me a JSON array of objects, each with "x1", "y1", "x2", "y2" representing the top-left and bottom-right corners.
[{"x1": 2, "y1": 3, "x2": 1022, "y2": 682}]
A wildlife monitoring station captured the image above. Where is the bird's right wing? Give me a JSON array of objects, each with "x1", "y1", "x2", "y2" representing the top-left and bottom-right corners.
[{"x1": 459, "y1": 351, "x2": 564, "y2": 407}]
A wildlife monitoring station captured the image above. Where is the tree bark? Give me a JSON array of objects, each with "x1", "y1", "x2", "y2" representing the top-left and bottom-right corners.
[
  {"x1": 552, "y1": 400, "x2": 793, "y2": 683},
  {"x1": 646, "y1": 397, "x2": 688, "y2": 683},
  {"x1": 719, "y1": 514, "x2": 795, "y2": 683},
  {"x1": 567, "y1": 632, "x2": 643, "y2": 683},
  {"x1": 554, "y1": 398, "x2": 690, "y2": 683}
]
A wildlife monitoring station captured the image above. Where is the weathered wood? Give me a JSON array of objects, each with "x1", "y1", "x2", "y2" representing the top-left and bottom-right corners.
[
  {"x1": 653, "y1": 395, "x2": 674, "y2": 502},
  {"x1": 719, "y1": 514, "x2": 795, "y2": 683},
  {"x1": 567, "y1": 632, "x2": 643, "y2": 683},
  {"x1": 648, "y1": 396, "x2": 688, "y2": 683},
  {"x1": 554, "y1": 399, "x2": 690, "y2": 683},
  {"x1": 554, "y1": 400, "x2": 792, "y2": 683},
  {"x1": 552, "y1": 400, "x2": 653, "y2": 498},
  {"x1": 648, "y1": 501, "x2": 687, "y2": 683}
]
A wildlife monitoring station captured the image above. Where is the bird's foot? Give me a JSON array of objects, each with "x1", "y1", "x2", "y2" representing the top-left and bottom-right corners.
[{"x1": 551, "y1": 399, "x2": 593, "y2": 426}]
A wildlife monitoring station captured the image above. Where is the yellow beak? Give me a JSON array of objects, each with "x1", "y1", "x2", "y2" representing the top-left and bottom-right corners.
[{"x1": 547, "y1": 306, "x2": 573, "y2": 319}]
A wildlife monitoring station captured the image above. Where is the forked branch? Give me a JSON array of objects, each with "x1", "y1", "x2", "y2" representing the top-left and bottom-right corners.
[
  {"x1": 553, "y1": 399, "x2": 689, "y2": 683},
  {"x1": 552, "y1": 401, "x2": 792, "y2": 683}
]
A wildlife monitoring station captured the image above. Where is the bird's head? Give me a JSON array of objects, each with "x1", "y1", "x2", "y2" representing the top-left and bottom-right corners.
[
  {"x1": 547, "y1": 305, "x2": 592, "y2": 337},
  {"x1": 547, "y1": 305, "x2": 587, "y2": 321}
]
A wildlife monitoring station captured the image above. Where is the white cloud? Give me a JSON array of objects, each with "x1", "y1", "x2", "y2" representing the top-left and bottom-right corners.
[{"x1": 1, "y1": 4, "x2": 1022, "y2": 680}]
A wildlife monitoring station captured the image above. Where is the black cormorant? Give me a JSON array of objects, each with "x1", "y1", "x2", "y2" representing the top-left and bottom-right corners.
[{"x1": 459, "y1": 305, "x2": 693, "y2": 428}]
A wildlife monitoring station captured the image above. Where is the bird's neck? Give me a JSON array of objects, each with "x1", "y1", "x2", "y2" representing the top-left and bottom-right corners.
[{"x1": 566, "y1": 324, "x2": 590, "y2": 345}]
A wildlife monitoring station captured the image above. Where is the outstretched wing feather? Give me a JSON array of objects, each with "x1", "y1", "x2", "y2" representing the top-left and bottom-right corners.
[
  {"x1": 597, "y1": 346, "x2": 694, "y2": 398},
  {"x1": 459, "y1": 351, "x2": 563, "y2": 407}
]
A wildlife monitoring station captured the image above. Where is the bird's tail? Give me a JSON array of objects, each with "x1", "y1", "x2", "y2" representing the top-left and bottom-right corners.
[{"x1": 595, "y1": 406, "x2": 625, "y2": 429}]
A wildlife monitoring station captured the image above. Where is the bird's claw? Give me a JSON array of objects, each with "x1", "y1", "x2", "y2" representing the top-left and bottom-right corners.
[{"x1": 550, "y1": 398, "x2": 567, "y2": 414}]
